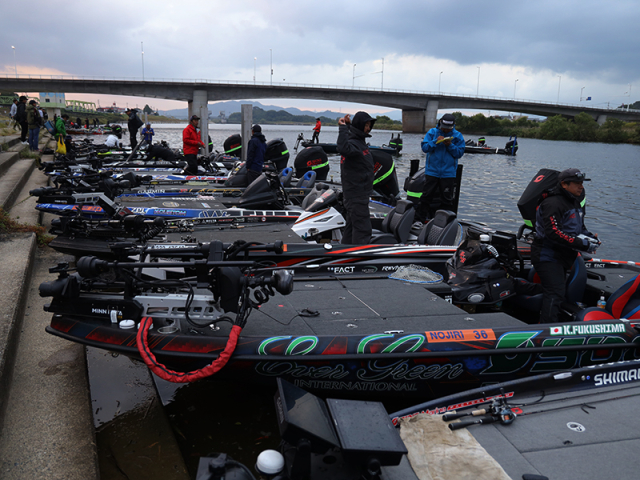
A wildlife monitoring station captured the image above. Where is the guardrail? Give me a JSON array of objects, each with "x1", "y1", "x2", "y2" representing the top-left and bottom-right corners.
[{"x1": 1, "y1": 74, "x2": 637, "y2": 114}]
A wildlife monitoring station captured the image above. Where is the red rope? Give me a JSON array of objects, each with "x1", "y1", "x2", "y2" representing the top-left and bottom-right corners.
[{"x1": 136, "y1": 316, "x2": 241, "y2": 383}]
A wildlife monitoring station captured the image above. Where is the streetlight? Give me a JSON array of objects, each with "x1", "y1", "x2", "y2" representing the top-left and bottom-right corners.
[
  {"x1": 580, "y1": 86, "x2": 585, "y2": 101},
  {"x1": 270, "y1": 49, "x2": 273, "y2": 85},
  {"x1": 557, "y1": 75, "x2": 561, "y2": 103},
  {"x1": 352, "y1": 64, "x2": 356, "y2": 87},
  {"x1": 11, "y1": 46, "x2": 17, "y2": 77},
  {"x1": 514, "y1": 79, "x2": 519, "y2": 98},
  {"x1": 381, "y1": 57, "x2": 384, "y2": 90},
  {"x1": 141, "y1": 42, "x2": 144, "y2": 80},
  {"x1": 476, "y1": 66, "x2": 480, "y2": 96},
  {"x1": 627, "y1": 84, "x2": 632, "y2": 111},
  {"x1": 439, "y1": 71, "x2": 443, "y2": 93},
  {"x1": 254, "y1": 57, "x2": 257, "y2": 83}
]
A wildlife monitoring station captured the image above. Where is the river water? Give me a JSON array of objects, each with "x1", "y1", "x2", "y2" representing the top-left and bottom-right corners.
[
  {"x1": 116, "y1": 122, "x2": 640, "y2": 260},
  {"x1": 88, "y1": 122, "x2": 640, "y2": 478}
]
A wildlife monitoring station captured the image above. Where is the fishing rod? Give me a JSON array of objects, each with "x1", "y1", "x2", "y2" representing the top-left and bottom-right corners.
[{"x1": 446, "y1": 387, "x2": 640, "y2": 431}]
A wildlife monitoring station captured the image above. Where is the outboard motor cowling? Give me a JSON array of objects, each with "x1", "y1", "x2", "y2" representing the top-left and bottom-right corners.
[
  {"x1": 223, "y1": 134, "x2": 242, "y2": 156},
  {"x1": 371, "y1": 149, "x2": 399, "y2": 203},
  {"x1": 505, "y1": 139, "x2": 518, "y2": 155},
  {"x1": 388, "y1": 134, "x2": 403, "y2": 153},
  {"x1": 294, "y1": 146, "x2": 329, "y2": 181},
  {"x1": 265, "y1": 138, "x2": 290, "y2": 172},
  {"x1": 403, "y1": 164, "x2": 463, "y2": 215}
]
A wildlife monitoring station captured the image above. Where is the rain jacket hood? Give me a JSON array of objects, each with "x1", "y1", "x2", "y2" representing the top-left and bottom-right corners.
[{"x1": 351, "y1": 111, "x2": 376, "y2": 136}]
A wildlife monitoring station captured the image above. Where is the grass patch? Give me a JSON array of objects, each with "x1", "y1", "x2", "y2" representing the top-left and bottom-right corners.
[{"x1": 0, "y1": 207, "x2": 53, "y2": 246}]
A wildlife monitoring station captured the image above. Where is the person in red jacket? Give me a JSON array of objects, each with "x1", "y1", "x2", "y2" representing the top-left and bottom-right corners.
[
  {"x1": 182, "y1": 115, "x2": 205, "y2": 175},
  {"x1": 312, "y1": 118, "x2": 321, "y2": 143}
]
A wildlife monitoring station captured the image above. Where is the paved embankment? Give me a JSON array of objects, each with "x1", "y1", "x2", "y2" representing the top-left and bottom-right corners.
[
  {"x1": 0, "y1": 133, "x2": 189, "y2": 479},
  {"x1": 0, "y1": 245, "x2": 99, "y2": 479},
  {"x1": 0, "y1": 132, "x2": 100, "y2": 478}
]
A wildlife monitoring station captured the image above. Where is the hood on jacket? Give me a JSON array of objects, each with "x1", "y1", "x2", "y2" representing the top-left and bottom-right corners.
[
  {"x1": 351, "y1": 111, "x2": 376, "y2": 134},
  {"x1": 252, "y1": 132, "x2": 267, "y2": 143}
]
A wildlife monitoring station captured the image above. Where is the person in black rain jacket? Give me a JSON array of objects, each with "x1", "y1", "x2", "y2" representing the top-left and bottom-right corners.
[
  {"x1": 246, "y1": 124, "x2": 267, "y2": 185},
  {"x1": 531, "y1": 168, "x2": 599, "y2": 323},
  {"x1": 337, "y1": 111, "x2": 376, "y2": 244}
]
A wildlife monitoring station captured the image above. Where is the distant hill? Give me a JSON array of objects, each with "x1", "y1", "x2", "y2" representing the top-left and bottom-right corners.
[{"x1": 159, "y1": 100, "x2": 401, "y2": 121}]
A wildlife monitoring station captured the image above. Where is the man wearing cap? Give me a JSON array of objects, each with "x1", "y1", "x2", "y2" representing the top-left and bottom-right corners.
[
  {"x1": 182, "y1": 115, "x2": 205, "y2": 175},
  {"x1": 246, "y1": 124, "x2": 267, "y2": 185},
  {"x1": 532, "y1": 168, "x2": 600, "y2": 323},
  {"x1": 414, "y1": 113, "x2": 465, "y2": 226},
  {"x1": 337, "y1": 111, "x2": 376, "y2": 244},
  {"x1": 126, "y1": 108, "x2": 143, "y2": 149}
]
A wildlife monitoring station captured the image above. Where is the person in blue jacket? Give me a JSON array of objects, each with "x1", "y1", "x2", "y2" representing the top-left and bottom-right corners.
[
  {"x1": 414, "y1": 113, "x2": 465, "y2": 225},
  {"x1": 531, "y1": 168, "x2": 599, "y2": 323}
]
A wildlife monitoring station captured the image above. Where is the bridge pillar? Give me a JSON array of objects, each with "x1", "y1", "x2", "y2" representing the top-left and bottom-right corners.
[
  {"x1": 425, "y1": 100, "x2": 439, "y2": 129},
  {"x1": 402, "y1": 101, "x2": 439, "y2": 133},
  {"x1": 402, "y1": 110, "x2": 426, "y2": 134},
  {"x1": 189, "y1": 90, "x2": 209, "y2": 154},
  {"x1": 597, "y1": 114, "x2": 607, "y2": 125}
]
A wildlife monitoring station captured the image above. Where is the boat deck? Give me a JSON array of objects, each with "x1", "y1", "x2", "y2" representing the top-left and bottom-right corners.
[
  {"x1": 468, "y1": 382, "x2": 640, "y2": 480},
  {"x1": 247, "y1": 278, "x2": 525, "y2": 337}
]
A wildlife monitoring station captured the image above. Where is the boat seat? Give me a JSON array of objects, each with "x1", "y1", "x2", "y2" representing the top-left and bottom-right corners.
[
  {"x1": 512, "y1": 255, "x2": 588, "y2": 313},
  {"x1": 370, "y1": 199, "x2": 415, "y2": 244},
  {"x1": 576, "y1": 274, "x2": 640, "y2": 321},
  {"x1": 279, "y1": 167, "x2": 293, "y2": 187},
  {"x1": 295, "y1": 170, "x2": 316, "y2": 188},
  {"x1": 417, "y1": 210, "x2": 464, "y2": 246},
  {"x1": 300, "y1": 183, "x2": 331, "y2": 210}
]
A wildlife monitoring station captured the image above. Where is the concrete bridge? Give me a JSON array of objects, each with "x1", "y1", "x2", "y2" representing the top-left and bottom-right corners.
[{"x1": 2, "y1": 75, "x2": 639, "y2": 133}]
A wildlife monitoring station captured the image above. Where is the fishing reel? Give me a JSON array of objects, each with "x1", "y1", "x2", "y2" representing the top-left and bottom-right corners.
[{"x1": 443, "y1": 389, "x2": 517, "y2": 431}]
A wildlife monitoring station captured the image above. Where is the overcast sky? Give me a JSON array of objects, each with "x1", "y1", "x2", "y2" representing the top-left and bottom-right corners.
[{"x1": 2, "y1": 0, "x2": 638, "y2": 114}]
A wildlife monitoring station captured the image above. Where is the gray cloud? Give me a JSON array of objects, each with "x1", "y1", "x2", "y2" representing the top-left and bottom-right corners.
[{"x1": 2, "y1": 0, "x2": 638, "y2": 107}]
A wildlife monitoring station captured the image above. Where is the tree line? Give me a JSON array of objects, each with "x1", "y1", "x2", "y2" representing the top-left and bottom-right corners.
[
  {"x1": 227, "y1": 107, "x2": 402, "y2": 130},
  {"x1": 453, "y1": 112, "x2": 640, "y2": 144},
  {"x1": 225, "y1": 105, "x2": 638, "y2": 143}
]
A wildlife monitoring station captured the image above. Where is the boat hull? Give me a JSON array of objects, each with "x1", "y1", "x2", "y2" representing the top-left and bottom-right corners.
[{"x1": 45, "y1": 308, "x2": 640, "y2": 400}]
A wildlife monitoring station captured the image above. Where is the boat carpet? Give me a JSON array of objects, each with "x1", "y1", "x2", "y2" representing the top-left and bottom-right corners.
[
  {"x1": 585, "y1": 260, "x2": 640, "y2": 296},
  {"x1": 161, "y1": 222, "x2": 306, "y2": 245},
  {"x1": 244, "y1": 278, "x2": 525, "y2": 337},
  {"x1": 468, "y1": 382, "x2": 640, "y2": 480}
]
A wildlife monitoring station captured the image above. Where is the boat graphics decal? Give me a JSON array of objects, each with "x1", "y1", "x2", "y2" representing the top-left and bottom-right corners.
[
  {"x1": 482, "y1": 331, "x2": 541, "y2": 374},
  {"x1": 550, "y1": 322, "x2": 626, "y2": 336},
  {"x1": 255, "y1": 359, "x2": 465, "y2": 393},
  {"x1": 426, "y1": 329, "x2": 496, "y2": 343},
  {"x1": 47, "y1": 313, "x2": 640, "y2": 398},
  {"x1": 594, "y1": 366, "x2": 640, "y2": 386}
]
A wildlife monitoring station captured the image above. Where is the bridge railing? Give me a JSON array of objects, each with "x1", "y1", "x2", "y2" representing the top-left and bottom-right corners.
[{"x1": 1, "y1": 74, "x2": 637, "y2": 113}]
